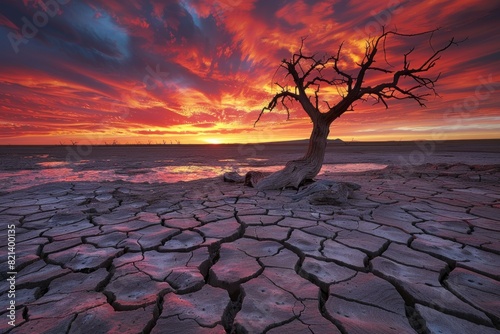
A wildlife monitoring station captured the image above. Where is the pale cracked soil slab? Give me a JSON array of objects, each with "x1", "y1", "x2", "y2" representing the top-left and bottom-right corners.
[
  {"x1": 161, "y1": 284, "x2": 230, "y2": 327},
  {"x1": 233, "y1": 275, "x2": 305, "y2": 333},
  {"x1": 1, "y1": 164, "x2": 499, "y2": 333}
]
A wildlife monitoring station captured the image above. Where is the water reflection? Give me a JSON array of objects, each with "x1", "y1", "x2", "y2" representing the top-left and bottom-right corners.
[
  {"x1": 246, "y1": 158, "x2": 268, "y2": 162},
  {"x1": 37, "y1": 161, "x2": 70, "y2": 168},
  {"x1": 0, "y1": 163, "x2": 386, "y2": 192}
]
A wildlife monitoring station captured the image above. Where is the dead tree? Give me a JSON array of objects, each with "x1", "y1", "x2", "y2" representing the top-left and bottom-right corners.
[{"x1": 247, "y1": 28, "x2": 459, "y2": 190}]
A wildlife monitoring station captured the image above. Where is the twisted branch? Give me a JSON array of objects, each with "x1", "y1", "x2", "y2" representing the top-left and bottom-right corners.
[{"x1": 255, "y1": 27, "x2": 462, "y2": 126}]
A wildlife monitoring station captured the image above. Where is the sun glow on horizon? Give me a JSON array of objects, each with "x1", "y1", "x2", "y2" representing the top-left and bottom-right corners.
[{"x1": 204, "y1": 138, "x2": 223, "y2": 145}]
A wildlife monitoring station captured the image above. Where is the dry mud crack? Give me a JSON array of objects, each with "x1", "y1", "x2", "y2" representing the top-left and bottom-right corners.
[{"x1": 1, "y1": 164, "x2": 500, "y2": 333}]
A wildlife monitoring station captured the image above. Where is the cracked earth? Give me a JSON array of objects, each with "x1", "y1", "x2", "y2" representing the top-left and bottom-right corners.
[{"x1": 1, "y1": 163, "x2": 499, "y2": 333}]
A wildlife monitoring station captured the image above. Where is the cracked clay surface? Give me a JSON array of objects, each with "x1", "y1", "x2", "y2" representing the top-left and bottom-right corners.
[{"x1": 1, "y1": 164, "x2": 499, "y2": 333}]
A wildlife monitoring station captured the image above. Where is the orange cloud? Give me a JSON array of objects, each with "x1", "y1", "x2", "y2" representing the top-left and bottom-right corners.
[{"x1": 0, "y1": 0, "x2": 498, "y2": 145}]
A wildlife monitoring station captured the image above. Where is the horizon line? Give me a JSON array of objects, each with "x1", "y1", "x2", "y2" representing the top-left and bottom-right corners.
[{"x1": 1, "y1": 138, "x2": 500, "y2": 147}]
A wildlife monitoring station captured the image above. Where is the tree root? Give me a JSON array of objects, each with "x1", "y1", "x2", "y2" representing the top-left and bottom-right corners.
[
  {"x1": 223, "y1": 171, "x2": 360, "y2": 205},
  {"x1": 291, "y1": 180, "x2": 361, "y2": 205}
]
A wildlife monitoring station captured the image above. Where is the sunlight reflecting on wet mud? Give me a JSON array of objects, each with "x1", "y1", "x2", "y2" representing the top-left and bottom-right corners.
[{"x1": 0, "y1": 163, "x2": 386, "y2": 192}]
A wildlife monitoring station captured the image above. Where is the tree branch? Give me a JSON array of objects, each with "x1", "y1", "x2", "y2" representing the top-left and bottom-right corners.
[
  {"x1": 257, "y1": 27, "x2": 461, "y2": 127},
  {"x1": 254, "y1": 90, "x2": 299, "y2": 126}
]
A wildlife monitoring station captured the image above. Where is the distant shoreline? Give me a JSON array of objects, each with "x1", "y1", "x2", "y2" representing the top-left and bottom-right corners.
[{"x1": 1, "y1": 138, "x2": 499, "y2": 148}]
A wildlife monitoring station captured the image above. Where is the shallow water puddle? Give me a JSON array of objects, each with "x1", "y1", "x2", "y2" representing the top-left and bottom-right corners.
[{"x1": 0, "y1": 163, "x2": 386, "y2": 192}]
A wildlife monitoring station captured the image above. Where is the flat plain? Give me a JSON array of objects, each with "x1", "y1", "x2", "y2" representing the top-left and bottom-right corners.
[{"x1": 0, "y1": 140, "x2": 499, "y2": 333}]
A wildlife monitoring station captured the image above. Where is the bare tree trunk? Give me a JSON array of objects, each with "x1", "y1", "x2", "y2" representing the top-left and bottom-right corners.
[
  {"x1": 248, "y1": 120, "x2": 330, "y2": 190},
  {"x1": 238, "y1": 29, "x2": 457, "y2": 193}
]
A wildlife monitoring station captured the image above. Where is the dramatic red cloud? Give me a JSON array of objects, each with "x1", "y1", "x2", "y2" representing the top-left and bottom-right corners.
[{"x1": 0, "y1": 0, "x2": 498, "y2": 145}]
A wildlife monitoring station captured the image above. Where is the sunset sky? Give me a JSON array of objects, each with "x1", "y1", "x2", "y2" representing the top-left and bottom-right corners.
[{"x1": 0, "y1": 0, "x2": 499, "y2": 145}]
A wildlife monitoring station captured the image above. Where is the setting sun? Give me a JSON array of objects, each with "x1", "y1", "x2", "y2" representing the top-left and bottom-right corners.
[{"x1": 204, "y1": 138, "x2": 223, "y2": 145}]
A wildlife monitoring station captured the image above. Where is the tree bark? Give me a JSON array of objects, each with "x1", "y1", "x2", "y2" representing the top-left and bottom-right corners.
[{"x1": 248, "y1": 119, "x2": 330, "y2": 190}]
